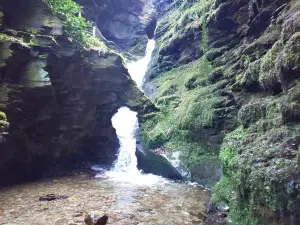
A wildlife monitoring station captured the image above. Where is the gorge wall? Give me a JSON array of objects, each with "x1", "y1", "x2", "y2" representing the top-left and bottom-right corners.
[
  {"x1": 141, "y1": 0, "x2": 300, "y2": 224},
  {"x1": 0, "y1": 0, "x2": 155, "y2": 185},
  {"x1": 76, "y1": 0, "x2": 156, "y2": 57}
]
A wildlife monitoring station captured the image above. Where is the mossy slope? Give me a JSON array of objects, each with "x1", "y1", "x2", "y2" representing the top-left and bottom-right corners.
[{"x1": 143, "y1": 0, "x2": 300, "y2": 223}]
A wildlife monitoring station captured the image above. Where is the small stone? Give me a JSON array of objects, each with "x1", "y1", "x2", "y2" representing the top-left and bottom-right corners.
[
  {"x1": 72, "y1": 212, "x2": 83, "y2": 217},
  {"x1": 39, "y1": 194, "x2": 69, "y2": 201}
]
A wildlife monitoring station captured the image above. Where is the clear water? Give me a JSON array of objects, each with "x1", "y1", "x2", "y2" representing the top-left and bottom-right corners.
[{"x1": 0, "y1": 175, "x2": 209, "y2": 224}]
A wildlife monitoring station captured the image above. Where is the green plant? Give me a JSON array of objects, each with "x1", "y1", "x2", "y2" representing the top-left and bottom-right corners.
[
  {"x1": 220, "y1": 146, "x2": 236, "y2": 174},
  {"x1": 44, "y1": 0, "x2": 106, "y2": 50}
]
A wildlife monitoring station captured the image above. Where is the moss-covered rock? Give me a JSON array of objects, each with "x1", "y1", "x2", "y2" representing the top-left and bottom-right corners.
[
  {"x1": 281, "y1": 11, "x2": 300, "y2": 43},
  {"x1": 238, "y1": 101, "x2": 266, "y2": 127},
  {"x1": 259, "y1": 41, "x2": 284, "y2": 92},
  {"x1": 239, "y1": 59, "x2": 261, "y2": 91},
  {"x1": 282, "y1": 32, "x2": 300, "y2": 76},
  {"x1": 0, "y1": 111, "x2": 6, "y2": 121},
  {"x1": 214, "y1": 124, "x2": 300, "y2": 225},
  {"x1": 0, "y1": 10, "x2": 3, "y2": 26},
  {"x1": 0, "y1": 111, "x2": 9, "y2": 129}
]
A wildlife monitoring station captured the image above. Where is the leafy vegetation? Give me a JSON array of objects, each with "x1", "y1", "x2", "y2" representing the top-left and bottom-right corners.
[{"x1": 44, "y1": 0, "x2": 107, "y2": 50}]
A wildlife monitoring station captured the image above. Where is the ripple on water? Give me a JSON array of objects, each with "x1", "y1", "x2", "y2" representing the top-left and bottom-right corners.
[{"x1": 0, "y1": 175, "x2": 209, "y2": 225}]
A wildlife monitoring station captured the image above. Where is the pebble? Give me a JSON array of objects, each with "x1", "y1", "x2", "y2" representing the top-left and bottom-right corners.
[{"x1": 72, "y1": 212, "x2": 83, "y2": 217}]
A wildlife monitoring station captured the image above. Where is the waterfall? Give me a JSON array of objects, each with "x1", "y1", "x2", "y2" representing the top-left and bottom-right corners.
[
  {"x1": 127, "y1": 39, "x2": 156, "y2": 90},
  {"x1": 111, "y1": 107, "x2": 139, "y2": 173},
  {"x1": 105, "y1": 39, "x2": 159, "y2": 184}
]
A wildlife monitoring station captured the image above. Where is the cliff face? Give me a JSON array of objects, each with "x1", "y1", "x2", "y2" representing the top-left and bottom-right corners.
[
  {"x1": 76, "y1": 0, "x2": 156, "y2": 56},
  {"x1": 142, "y1": 0, "x2": 300, "y2": 223},
  {"x1": 0, "y1": 0, "x2": 154, "y2": 184}
]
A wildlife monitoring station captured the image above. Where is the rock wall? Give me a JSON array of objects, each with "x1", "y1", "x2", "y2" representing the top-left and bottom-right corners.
[
  {"x1": 0, "y1": 0, "x2": 154, "y2": 185},
  {"x1": 142, "y1": 0, "x2": 300, "y2": 223},
  {"x1": 76, "y1": 0, "x2": 156, "y2": 57}
]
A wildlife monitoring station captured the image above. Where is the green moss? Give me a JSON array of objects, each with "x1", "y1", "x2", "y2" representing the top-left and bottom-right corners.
[
  {"x1": 238, "y1": 102, "x2": 266, "y2": 127},
  {"x1": 0, "y1": 120, "x2": 9, "y2": 129},
  {"x1": 184, "y1": 57, "x2": 213, "y2": 89},
  {"x1": 259, "y1": 41, "x2": 284, "y2": 91},
  {"x1": 282, "y1": 32, "x2": 300, "y2": 74},
  {"x1": 212, "y1": 176, "x2": 234, "y2": 203},
  {"x1": 241, "y1": 54, "x2": 250, "y2": 69},
  {"x1": 128, "y1": 40, "x2": 147, "y2": 56},
  {"x1": 288, "y1": 85, "x2": 300, "y2": 102},
  {"x1": 142, "y1": 0, "x2": 226, "y2": 186},
  {"x1": 141, "y1": 57, "x2": 226, "y2": 184},
  {"x1": 266, "y1": 102, "x2": 281, "y2": 120},
  {"x1": 282, "y1": 102, "x2": 300, "y2": 123},
  {"x1": 156, "y1": 94, "x2": 180, "y2": 107},
  {"x1": 0, "y1": 111, "x2": 8, "y2": 129},
  {"x1": 0, "y1": 111, "x2": 7, "y2": 121},
  {"x1": 214, "y1": 116, "x2": 300, "y2": 224},
  {"x1": 206, "y1": 47, "x2": 225, "y2": 61},
  {"x1": 157, "y1": 0, "x2": 215, "y2": 51},
  {"x1": 240, "y1": 60, "x2": 260, "y2": 88},
  {"x1": 244, "y1": 26, "x2": 280, "y2": 59}
]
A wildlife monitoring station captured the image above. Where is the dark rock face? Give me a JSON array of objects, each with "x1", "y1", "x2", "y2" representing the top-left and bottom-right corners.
[
  {"x1": 0, "y1": 0, "x2": 155, "y2": 185},
  {"x1": 76, "y1": 0, "x2": 156, "y2": 56}
]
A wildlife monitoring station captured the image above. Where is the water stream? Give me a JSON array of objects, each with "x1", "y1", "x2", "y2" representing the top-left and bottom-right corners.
[{"x1": 0, "y1": 40, "x2": 209, "y2": 225}]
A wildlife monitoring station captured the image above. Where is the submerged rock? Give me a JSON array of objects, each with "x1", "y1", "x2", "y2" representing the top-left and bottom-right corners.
[
  {"x1": 39, "y1": 194, "x2": 69, "y2": 201},
  {"x1": 84, "y1": 213, "x2": 109, "y2": 225}
]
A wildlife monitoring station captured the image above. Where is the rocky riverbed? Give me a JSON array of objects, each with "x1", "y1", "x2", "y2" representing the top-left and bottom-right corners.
[{"x1": 0, "y1": 174, "x2": 209, "y2": 225}]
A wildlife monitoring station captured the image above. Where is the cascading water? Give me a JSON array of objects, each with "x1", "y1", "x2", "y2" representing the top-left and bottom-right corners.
[
  {"x1": 105, "y1": 39, "x2": 159, "y2": 184},
  {"x1": 127, "y1": 39, "x2": 156, "y2": 90},
  {"x1": 111, "y1": 107, "x2": 139, "y2": 173}
]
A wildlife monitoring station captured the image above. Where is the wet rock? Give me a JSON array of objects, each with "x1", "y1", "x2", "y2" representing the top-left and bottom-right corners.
[
  {"x1": 39, "y1": 194, "x2": 69, "y2": 201},
  {"x1": 84, "y1": 213, "x2": 108, "y2": 225},
  {"x1": 135, "y1": 147, "x2": 182, "y2": 180},
  {"x1": 95, "y1": 215, "x2": 109, "y2": 225}
]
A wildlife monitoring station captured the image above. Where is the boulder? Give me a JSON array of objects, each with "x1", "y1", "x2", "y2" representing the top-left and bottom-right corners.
[{"x1": 135, "y1": 147, "x2": 182, "y2": 180}]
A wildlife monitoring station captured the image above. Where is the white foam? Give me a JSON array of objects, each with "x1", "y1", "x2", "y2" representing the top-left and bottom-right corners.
[
  {"x1": 105, "y1": 171, "x2": 163, "y2": 186},
  {"x1": 111, "y1": 107, "x2": 139, "y2": 173}
]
